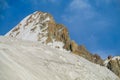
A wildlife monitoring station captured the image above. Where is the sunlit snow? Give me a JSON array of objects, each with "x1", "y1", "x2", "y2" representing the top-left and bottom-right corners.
[{"x1": 0, "y1": 36, "x2": 119, "y2": 80}]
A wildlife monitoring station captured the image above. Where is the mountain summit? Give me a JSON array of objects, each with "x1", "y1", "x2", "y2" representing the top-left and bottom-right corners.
[
  {"x1": 5, "y1": 11, "x2": 70, "y2": 50},
  {"x1": 5, "y1": 11, "x2": 103, "y2": 65}
]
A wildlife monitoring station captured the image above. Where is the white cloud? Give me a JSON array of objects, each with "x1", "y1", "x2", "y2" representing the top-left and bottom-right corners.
[
  {"x1": 0, "y1": 0, "x2": 10, "y2": 20},
  {"x1": 69, "y1": 0, "x2": 91, "y2": 11},
  {"x1": 62, "y1": 0, "x2": 112, "y2": 27},
  {"x1": 63, "y1": 0, "x2": 98, "y2": 22}
]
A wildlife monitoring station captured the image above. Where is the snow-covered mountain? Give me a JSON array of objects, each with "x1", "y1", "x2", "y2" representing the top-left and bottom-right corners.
[
  {"x1": 1, "y1": 11, "x2": 120, "y2": 80},
  {"x1": 5, "y1": 11, "x2": 70, "y2": 50},
  {"x1": 104, "y1": 56, "x2": 120, "y2": 78},
  {"x1": 5, "y1": 11, "x2": 103, "y2": 65},
  {"x1": 0, "y1": 36, "x2": 119, "y2": 80}
]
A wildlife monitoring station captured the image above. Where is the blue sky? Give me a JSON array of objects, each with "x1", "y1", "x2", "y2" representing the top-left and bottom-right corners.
[{"x1": 0, "y1": 0, "x2": 120, "y2": 59}]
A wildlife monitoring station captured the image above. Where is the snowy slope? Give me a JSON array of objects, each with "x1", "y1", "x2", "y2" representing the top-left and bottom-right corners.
[{"x1": 0, "y1": 36, "x2": 119, "y2": 80}]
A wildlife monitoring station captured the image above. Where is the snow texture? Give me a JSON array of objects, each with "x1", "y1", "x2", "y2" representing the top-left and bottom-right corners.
[
  {"x1": 0, "y1": 36, "x2": 119, "y2": 80},
  {"x1": 47, "y1": 39, "x2": 65, "y2": 51}
]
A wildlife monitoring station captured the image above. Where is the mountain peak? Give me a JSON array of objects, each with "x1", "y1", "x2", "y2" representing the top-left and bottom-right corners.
[
  {"x1": 5, "y1": 11, "x2": 53, "y2": 39},
  {"x1": 5, "y1": 11, "x2": 70, "y2": 50},
  {"x1": 5, "y1": 11, "x2": 103, "y2": 65}
]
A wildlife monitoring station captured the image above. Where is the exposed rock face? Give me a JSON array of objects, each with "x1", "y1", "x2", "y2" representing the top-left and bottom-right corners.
[
  {"x1": 69, "y1": 41, "x2": 78, "y2": 52},
  {"x1": 47, "y1": 23, "x2": 71, "y2": 49},
  {"x1": 93, "y1": 54, "x2": 103, "y2": 65},
  {"x1": 5, "y1": 11, "x2": 103, "y2": 65},
  {"x1": 74, "y1": 45, "x2": 93, "y2": 61},
  {"x1": 72, "y1": 45, "x2": 103, "y2": 65},
  {"x1": 104, "y1": 56, "x2": 120, "y2": 78}
]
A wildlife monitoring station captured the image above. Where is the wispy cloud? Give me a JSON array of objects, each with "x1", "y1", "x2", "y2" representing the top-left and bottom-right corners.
[
  {"x1": 48, "y1": 0, "x2": 60, "y2": 3},
  {"x1": 41, "y1": 0, "x2": 61, "y2": 3},
  {"x1": 0, "y1": 0, "x2": 10, "y2": 20},
  {"x1": 69, "y1": 0, "x2": 91, "y2": 11},
  {"x1": 0, "y1": 0, "x2": 9, "y2": 10},
  {"x1": 28, "y1": 0, "x2": 61, "y2": 6},
  {"x1": 62, "y1": 0, "x2": 113, "y2": 30},
  {"x1": 0, "y1": 15, "x2": 4, "y2": 20},
  {"x1": 22, "y1": 0, "x2": 62, "y2": 9},
  {"x1": 63, "y1": 0, "x2": 97, "y2": 22}
]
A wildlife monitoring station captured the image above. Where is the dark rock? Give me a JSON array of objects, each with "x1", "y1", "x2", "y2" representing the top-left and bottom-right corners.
[{"x1": 106, "y1": 57, "x2": 120, "y2": 78}]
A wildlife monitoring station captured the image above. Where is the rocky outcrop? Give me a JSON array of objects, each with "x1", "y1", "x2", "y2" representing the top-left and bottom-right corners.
[
  {"x1": 47, "y1": 23, "x2": 70, "y2": 45},
  {"x1": 71, "y1": 45, "x2": 103, "y2": 65},
  {"x1": 104, "y1": 56, "x2": 120, "y2": 78},
  {"x1": 93, "y1": 54, "x2": 103, "y2": 65}
]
